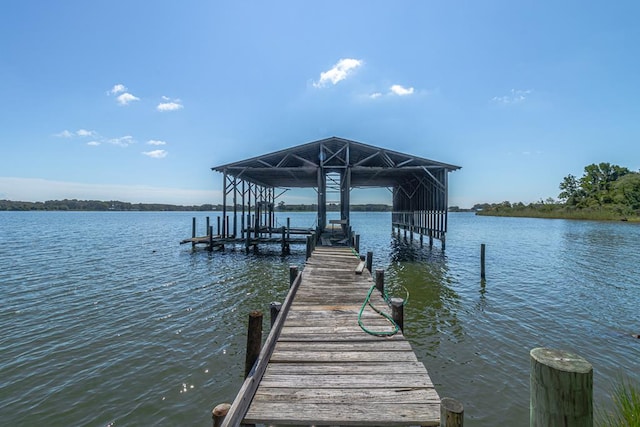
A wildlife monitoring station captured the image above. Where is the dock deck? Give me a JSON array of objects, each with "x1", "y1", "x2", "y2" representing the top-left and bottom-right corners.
[{"x1": 225, "y1": 246, "x2": 440, "y2": 426}]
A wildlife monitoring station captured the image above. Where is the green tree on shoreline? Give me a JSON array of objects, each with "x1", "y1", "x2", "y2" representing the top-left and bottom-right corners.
[{"x1": 479, "y1": 162, "x2": 640, "y2": 221}]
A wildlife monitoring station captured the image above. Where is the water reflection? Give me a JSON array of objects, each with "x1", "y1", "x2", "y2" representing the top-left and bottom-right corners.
[{"x1": 385, "y1": 237, "x2": 464, "y2": 356}]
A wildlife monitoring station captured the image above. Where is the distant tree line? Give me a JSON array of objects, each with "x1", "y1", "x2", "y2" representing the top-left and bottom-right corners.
[
  {"x1": 276, "y1": 202, "x2": 391, "y2": 212},
  {"x1": 0, "y1": 199, "x2": 218, "y2": 211},
  {"x1": 477, "y1": 162, "x2": 640, "y2": 221},
  {"x1": 0, "y1": 199, "x2": 393, "y2": 212}
]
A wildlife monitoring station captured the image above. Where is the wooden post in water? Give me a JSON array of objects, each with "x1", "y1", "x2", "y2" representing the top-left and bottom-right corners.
[
  {"x1": 305, "y1": 235, "x2": 311, "y2": 259},
  {"x1": 245, "y1": 310, "x2": 263, "y2": 378},
  {"x1": 429, "y1": 232, "x2": 434, "y2": 248},
  {"x1": 225, "y1": 216, "x2": 230, "y2": 238},
  {"x1": 206, "y1": 216, "x2": 210, "y2": 236},
  {"x1": 366, "y1": 251, "x2": 373, "y2": 275},
  {"x1": 191, "y1": 217, "x2": 196, "y2": 248},
  {"x1": 375, "y1": 269, "x2": 384, "y2": 295},
  {"x1": 480, "y1": 244, "x2": 486, "y2": 279},
  {"x1": 440, "y1": 397, "x2": 464, "y2": 427},
  {"x1": 208, "y1": 226, "x2": 213, "y2": 251},
  {"x1": 286, "y1": 217, "x2": 291, "y2": 240},
  {"x1": 289, "y1": 265, "x2": 298, "y2": 287},
  {"x1": 212, "y1": 403, "x2": 231, "y2": 427},
  {"x1": 530, "y1": 347, "x2": 593, "y2": 427},
  {"x1": 281, "y1": 226, "x2": 286, "y2": 255},
  {"x1": 354, "y1": 234, "x2": 360, "y2": 254},
  {"x1": 269, "y1": 302, "x2": 282, "y2": 327},
  {"x1": 391, "y1": 298, "x2": 404, "y2": 331},
  {"x1": 217, "y1": 216, "x2": 221, "y2": 237}
]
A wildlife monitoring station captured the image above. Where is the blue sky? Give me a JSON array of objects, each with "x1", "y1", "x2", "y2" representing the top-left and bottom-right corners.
[{"x1": 1, "y1": 1, "x2": 638, "y2": 208}]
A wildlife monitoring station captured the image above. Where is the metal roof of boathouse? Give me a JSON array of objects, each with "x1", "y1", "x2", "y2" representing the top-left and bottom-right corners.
[{"x1": 211, "y1": 136, "x2": 461, "y2": 188}]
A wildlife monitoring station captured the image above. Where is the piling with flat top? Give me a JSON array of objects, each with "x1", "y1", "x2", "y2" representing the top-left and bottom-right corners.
[
  {"x1": 244, "y1": 310, "x2": 263, "y2": 378},
  {"x1": 440, "y1": 397, "x2": 464, "y2": 427},
  {"x1": 208, "y1": 226, "x2": 213, "y2": 251},
  {"x1": 269, "y1": 302, "x2": 282, "y2": 328},
  {"x1": 217, "y1": 216, "x2": 221, "y2": 236},
  {"x1": 354, "y1": 234, "x2": 360, "y2": 253},
  {"x1": 192, "y1": 217, "x2": 196, "y2": 248},
  {"x1": 206, "y1": 216, "x2": 210, "y2": 235},
  {"x1": 365, "y1": 251, "x2": 373, "y2": 274},
  {"x1": 480, "y1": 244, "x2": 486, "y2": 279},
  {"x1": 530, "y1": 347, "x2": 593, "y2": 427},
  {"x1": 212, "y1": 403, "x2": 231, "y2": 427},
  {"x1": 375, "y1": 269, "x2": 384, "y2": 295},
  {"x1": 289, "y1": 265, "x2": 298, "y2": 287},
  {"x1": 391, "y1": 297, "x2": 404, "y2": 331},
  {"x1": 305, "y1": 235, "x2": 312, "y2": 259}
]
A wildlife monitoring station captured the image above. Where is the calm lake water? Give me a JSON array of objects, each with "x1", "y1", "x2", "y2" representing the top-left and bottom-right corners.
[{"x1": 1, "y1": 211, "x2": 638, "y2": 426}]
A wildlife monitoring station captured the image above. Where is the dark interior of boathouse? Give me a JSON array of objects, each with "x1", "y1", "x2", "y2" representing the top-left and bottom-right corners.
[{"x1": 210, "y1": 136, "x2": 461, "y2": 249}]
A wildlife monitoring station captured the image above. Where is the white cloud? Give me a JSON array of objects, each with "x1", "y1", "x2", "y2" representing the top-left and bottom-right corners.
[
  {"x1": 147, "y1": 139, "x2": 167, "y2": 146},
  {"x1": 76, "y1": 129, "x2": 96, "y2": 137},
  {"x1": 87, "y1": 141, "x2": 101, "y2": 146},
  {"x1": 492, "y1": 89, "x2": 532, "y2": 104},
  {"x1": 313, "y1": 58, "x2": 363, "y2": 88},
  {"x1": 390, "y1": 84, "x2": 414, "y2": 96},
  {"x1": 143, "y1": 149, "x2": 168, "y2": 158},
  {"x1": 55, "y1": 130, "x2": 73, "y2": 138},
  {"x1": 156, "y1": 100, "x2": 183, "y2": 112},
  {"x1": 117, "y1": 92, "x2": 140, "y2": 105},
  {"x1": 109, "y1": 84, "x2": 127, "y2": 95},
  {"x1": 369, "y1": 92, "x2": 382, "y2": 99},
  {"x1": 108, "y1": 135, "x2": 135, "y2": 147}
]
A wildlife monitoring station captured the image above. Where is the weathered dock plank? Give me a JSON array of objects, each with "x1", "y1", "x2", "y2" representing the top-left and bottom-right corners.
[{"x1": 230, "y1": 246, "x2": 440, "y2": 426}]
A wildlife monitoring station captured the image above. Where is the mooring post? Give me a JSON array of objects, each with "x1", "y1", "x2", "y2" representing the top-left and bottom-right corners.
[
  {"x1": 286, "y1": 217, "x2": 291, "y2": 240},
  {"x1": 355, "y1": 234, "x2": 360, "y2": 254},
  {"x1": 225, "y1": 216, "x2": 230, "y2": 238},
  {"x1": 391, "y1": 297, "x2": 404, "y2": 331},
  {"x1": 217, "y1": 216, "x2": 221, "y2": 237},
  {"x1": 530, "y1": 347, "x2": 593, "y2": 427},
  {"x1": 269, "y1": 302, "x2": 282, "y2": 328},
  {"x1": 375, "y1": 269, "x2": 384, "y2": 295},
  {"x1": 212, "y1": 402, "x2": 231, "y2": 427},
  {"x1": 440, "y1": 397, "x2": 464, "y2": 427},
  {"x1": 480, "y1": 243, "x2": 486, "y2": 279},
  {"x1": 191, "y1": 217, "x2": 196, "y2": 248},
  {"x1": 289, "y1": 265, "x2": 298, "y2": 287},
  {"x1": 305, "y1": 235, "x2": 311, "y2": 260},
  {"x1": 244, "y1": 310, "x2": 263, "y2": 378},
  {"x1": 366, "y1": 251, "x2": 373, "y2": 275},
  {"x1": 208, "y1": 226, "x2": 213, "y2": 251},
  {"x1": 420, "y1": 232, "x2": 424, "y2": 248},
  {"x1": 206, "y1": 216, "x2": 210, "y2": 236},
  {"x1": 281, "y1": 226, "x2": 286, "y2": 255}
]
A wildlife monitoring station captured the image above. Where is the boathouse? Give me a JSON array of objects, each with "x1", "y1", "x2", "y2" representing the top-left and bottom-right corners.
[{"x1": 211, "y1": 136, "x2": 460, "y2": 248}]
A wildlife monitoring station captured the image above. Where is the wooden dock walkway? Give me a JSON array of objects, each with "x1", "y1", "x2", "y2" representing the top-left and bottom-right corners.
[{"x1": 223, "y1": 246, "x2": 440, "y2": 426}]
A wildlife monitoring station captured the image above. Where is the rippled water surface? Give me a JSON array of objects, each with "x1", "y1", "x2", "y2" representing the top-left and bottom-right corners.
[{"x1": 1, "y1": 211, "x2": 638, "y2": 426}]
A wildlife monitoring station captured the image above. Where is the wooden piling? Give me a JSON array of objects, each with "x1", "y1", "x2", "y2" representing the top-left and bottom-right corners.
[
  {"x1": 480, "y1": 243, "x2": 486, "y2": 279},
  {"x1": 244, "y1": 310, "x2": 263, "y2": 378},
  {"x1": 354, "y1": 234, "x2": 360, "y2": 253},
  {"x1": 206, "y1": 216, "x2": 210, "y2": 236},
  {"x1": 269, "y1": 302, "x2": 282, "y2": 328},
  {"x1": 375, "y1": 269, "x2": 384, "y2": 295},
  {"x1": 208, "y1": 226, "x2": 213, "y2": 251},
  {"x1": 217, "y1": 216, "x2": 221, "y2": 236},
  {"x1": 365, "y1": 251, "x2": 373, "y2": 274},
  {"x1": 281, "y1": 226, "x2": 286, "y2": 255},
  {"x1": 440, "y1": 397, "x2": 464, "y2": 427},
  {"x1": 191, "y1": 217, "x2": 196, "y2": 248},
  {"x1": 530, "y1": 347, "x2": 593, "y2": 427},
  {"x1": 390, "y1": 297, "x2": 404, "y2": 331},
  {"x1": 286, "y1": 217, "x2": 290, "y2": 240},
  {"x1": 289, "y1": 265, "x2": 298, "y2": 287},
  {"x1": 305, "y1": 235, "x2": 312, "y2": 259},
  {"x1": 212, "y1": 403, "x2": 231, "y2": 427},
  {"x1": 225, "y1": 216, "x2": 230, "y2": 238}
]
